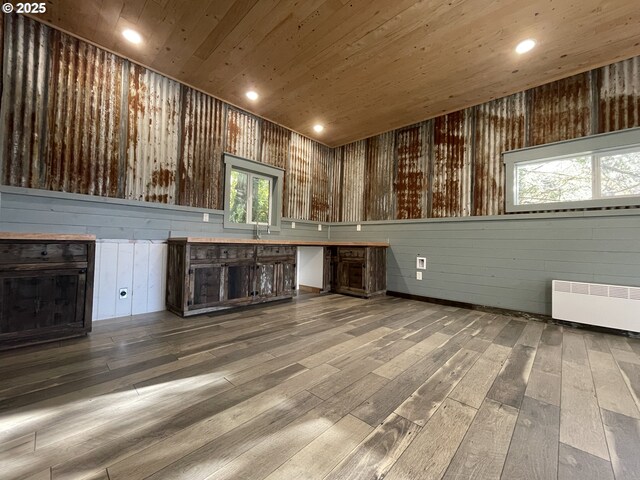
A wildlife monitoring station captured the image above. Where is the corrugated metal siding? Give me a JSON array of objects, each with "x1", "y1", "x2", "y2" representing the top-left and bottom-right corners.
[
  {"x1": 394, "y1": 122, "x2": 431, "y2": 219},
  {"x1": 310, "y1": 143, "x2": 334, "y2": 222},
  {"x1": 45, "y1": 30, "x2": 124, "y2": 197},
  {"x1": 340, "y1": 140, "x2": 366, "y2": 222},
  {"x1": 474, "y1": 93, "x2": 526, "y2": 216},
  {"x1": 598, "y1": 56, "x2": 640, "y2": 133},
  {"x1": 528, "y1": 71, "x2": 593, "y2": 146},
  {"x1": 260, "y1": 121, "x2": 290, "y2": 216},
  {"x1": 432, "y1": 109, "x2": 473, "y2": 217},
  {"x1": 126, "y1": 64, "x2": 181, "y2": 204},
  {"x1": 178, "y1": 87, "x2": 224, "y2": 209},
  {"x1": 330, "y1": 151, "x2": 343, "y2": 222},
  {"x1": 364, "y1": 132, "x2": 395, "y2": 221},
  {"x1": 288, "y1": 132, "x2": 313, "y2": 220},
  {"x1": 1, "y1": 14, "x2": 49, "y2": 188},
  {"x1": 225, "y1": 108, "x2": 259, "y2": 161}
]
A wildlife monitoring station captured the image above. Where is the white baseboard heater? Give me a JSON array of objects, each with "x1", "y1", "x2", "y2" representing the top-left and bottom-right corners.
[{"x1": 552, "y1": 280, "x2": 640, "y2": 333}]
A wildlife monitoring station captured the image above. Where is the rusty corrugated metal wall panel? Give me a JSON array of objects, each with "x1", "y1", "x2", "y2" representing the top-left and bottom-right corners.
[
  {"x1": 260, "y1": 121, "x2": 290, "y2": 216},
  {"x1": 528, "y1": 72, "x2": 593, "y2": 146},
  {"x1": 364, "y1": 132, "x2": 395, "y2": 221},
  {"x1": 45, "y1": 29, "x2": 124, "y2": 197},
  {"x1": 288, "y1": 132, "x2": 313, "y2": 220},
  {"x1": 474, "y1": 93, "x2": 526, "y2": 216},
  {"x1": 598, "y1": 56, "x2": 640, "y2": 133},
  {"x1": 178, "y1": 87, "x2": 224, "y2": 209},
  {"x1": 225, "y1": 108, "x2": 259, "y2": 161},
  {"x1": 340, "y1": 140, "x2": 366, "y2": 222},
  {"x1": 330, "y1": 150, "x2": 343, "y2": 222},
  {"x1": 432, "y1": 109, "x2": 473, "y2": 218},
  {"x1": 126, "y1": 64, "x2": 181, "y2": 204},
  {"x1": 1, "y1": 14, "x2": 50, "y2": 188},
  {"x1": 394, "y1": 122, "x2": 430, "y2": 219},
  {"x1": 310, "y1": 143, "x2": 334, "y2": 222}
]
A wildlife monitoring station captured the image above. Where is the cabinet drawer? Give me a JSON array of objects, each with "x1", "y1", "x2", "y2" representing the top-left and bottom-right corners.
[
  {"x1": 0, "y1": 243, "x2": 87, "y2": 265},
  {"x1": 190, "y1": 245, "x2": 220, "y2": 262},
  {"x1": 337, "y1": 247, "x2": 365, "y2": 260},
  {"x1": 220, "y1": 245, "x2": 255, "y2": 260},
  {"x1": 256, "y1": 245, "x2": 295, "y2": 259}
]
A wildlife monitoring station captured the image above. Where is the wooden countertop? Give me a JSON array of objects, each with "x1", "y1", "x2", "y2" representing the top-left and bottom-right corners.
[
  {"x1": 0, "y1": 232, "x2": 96, "y2": 241},
  {"x1": 169, "y1": 237, "x2": 389, "y2": 247}
]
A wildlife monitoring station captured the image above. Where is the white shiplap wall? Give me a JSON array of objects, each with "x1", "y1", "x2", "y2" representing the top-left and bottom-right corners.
[{"x1": 93, "y1": 240, "x2": 167, "y2": 320}]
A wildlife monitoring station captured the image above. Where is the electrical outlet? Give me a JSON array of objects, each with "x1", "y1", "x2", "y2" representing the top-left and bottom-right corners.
[
  {"x1": 318, "y1": 224, "x2": 322, "y2": 231},
  {"x1": 416, "y1": 257, "x2": 427, "y2": 270},
  {"x1": 202, "y1": 213, "x2": 209, "y2": 222},
  {"x1": 119, "y1": 288, "x2": 128, "y2": 299},
  {"x1": 416, "y1": 272, "x2": 422, "y2": 280},
  {"x1": 356, "y1": 224, "x2": 361, "y2": 232},
  {"x1": 291, "y1": 222, "x2": 296, "y2": 229}
]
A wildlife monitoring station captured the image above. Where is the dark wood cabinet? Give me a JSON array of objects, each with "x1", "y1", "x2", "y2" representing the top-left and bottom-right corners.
[
  {"x1": 167, "y1": 239, "x2": 297, "y2": 316},
  {"x1": 330, "y1": 246, "x2": 387, "y2": 298},
  {"x1": 0, "y1": 234, "x2": 95, "y2": 350}
]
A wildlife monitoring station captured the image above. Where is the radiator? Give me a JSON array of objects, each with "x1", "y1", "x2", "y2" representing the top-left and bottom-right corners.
[{"x1": 552, "y1": 280, "x2": 640, "y2": 333}]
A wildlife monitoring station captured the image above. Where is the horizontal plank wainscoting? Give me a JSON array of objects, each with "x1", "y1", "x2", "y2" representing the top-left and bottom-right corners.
[
  {"x1": 0, "y1": 233, "x2": 96, "y2": 349},
  {"x1": 167, "y1": 239, "x2": 388, "y2": 316}
]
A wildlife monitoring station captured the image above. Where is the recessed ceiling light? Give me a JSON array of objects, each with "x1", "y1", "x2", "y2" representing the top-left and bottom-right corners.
[
  {"x1": 515, "y1": 39, "x2": 536, "y2": 54},
  {"x1": 246, "y1": 91, "x2": 259, "y2": 101},
  {"x1": 313, "y1": 124, "x2": 324, "y2": 133},
  {"x1": 122, "y1": 29, "x2": 142, "y2": 44}
]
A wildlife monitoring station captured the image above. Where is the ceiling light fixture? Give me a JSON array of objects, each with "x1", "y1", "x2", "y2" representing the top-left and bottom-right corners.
[
  {"x1": 122, "y1": 29, "x2": 142, "y2": 44},
  {"x1": 515, "y1": 39, "x2": 536, "y2": 54},
  {"x1": 313, "y1": 124, "x2": 324, "y2": 133},
  {"x1": 246, "y1": 90, "x2": 259, "y2": 101}
]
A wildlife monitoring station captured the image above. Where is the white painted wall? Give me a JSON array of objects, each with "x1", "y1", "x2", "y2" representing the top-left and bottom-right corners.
[
  {"x1": 93, "y1": 240, "x2": 167, "y2": 320},
  {"x1": 297, "y1": 247, "x2": 324, "y2": 289}
]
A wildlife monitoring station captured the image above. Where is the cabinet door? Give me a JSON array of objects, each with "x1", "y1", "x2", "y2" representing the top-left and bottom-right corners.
[
  {"x1": 322, "y1": 247, "x2": 332, "y2": 293},
  {"x1": 337, "y1": 260, "x2": 365, "y2": 293},
  {"x1": 225, "y1": 264, "x2": 254, "y2": 302},
  {"x1": 0, "y1": 269, "x2": 86, "y2": 334},
  {"x1": 277, "y1": 262, "x2": 296, "y2": 297},
  {"x1": 256, "y1": 263, "x2": 276, "y2": 298},
  {"x1": 189, "y1": 264, "x2": 223, "y2": 309}
]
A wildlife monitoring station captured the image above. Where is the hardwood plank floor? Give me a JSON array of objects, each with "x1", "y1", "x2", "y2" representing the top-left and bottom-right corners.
[{"x1": 1, "y1": 293, "x2": 640, "y2": 479}]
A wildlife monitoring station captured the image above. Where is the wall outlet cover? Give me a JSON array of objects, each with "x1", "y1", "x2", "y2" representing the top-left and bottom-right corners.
[
  {"x1": 318, "y1": 224, "x2": 322, "y2": 231},
  {"x1": 202, "y1": 213, "x2": 209, "y2": 222},
  {"x1": 356, "y1": 224, "x2": 361, "y2": 231},
  {"x1": 416, "y1": 272, "x2": 422, "y2": 280},
  {"x1": 291, "y1": 222, "x2": 296, "y2": 229},
  {"x1": 119, "y1": 288, "x2": 129, "y2": 299},
  {"x1": 416, "y1": 257, "x2": 427, "y2": 270}
]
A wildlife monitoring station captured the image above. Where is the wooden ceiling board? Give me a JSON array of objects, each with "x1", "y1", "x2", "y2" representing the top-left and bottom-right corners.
[{"x1": 29, "y1": 0, "x2": 640, "y2": 146}]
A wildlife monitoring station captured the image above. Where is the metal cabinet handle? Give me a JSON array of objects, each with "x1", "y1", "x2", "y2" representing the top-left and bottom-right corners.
[{"x1": 41, "y1": 251, "x2": 48, "y2": 256}]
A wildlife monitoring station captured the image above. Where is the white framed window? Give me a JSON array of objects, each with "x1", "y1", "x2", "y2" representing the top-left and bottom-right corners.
[
  {"x1": 505, "y1": 128, "x2": 640, "y2": 212},
  {"x1": 223, "y1": 154, "x2": 284, "y2": 231}
]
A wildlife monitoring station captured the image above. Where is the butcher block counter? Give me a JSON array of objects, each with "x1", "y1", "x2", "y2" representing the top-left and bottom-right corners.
[
  {"x1": 167, "y1": 237, "x2": 388, "y2": 316},
  {"x1": 0, "y1": 233, "x2": 96, "y2": 349}
]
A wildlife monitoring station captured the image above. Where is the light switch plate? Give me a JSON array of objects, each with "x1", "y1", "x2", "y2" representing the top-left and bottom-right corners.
[
  {"x1": 416, "y1": 272, "x2": 422, "y2": 280},
  {"x1": 318, "y1": 224, "x2": 322, "y2": 231},
  {"x1": 356, "y1": 224, "x2": 361, "y2": 231},
  {"x1": 291, "y1": 222, "x2": 296, "y2": 229},
  {"x1": 202, "y1": 213, "x2": 209, "y2": 222}
]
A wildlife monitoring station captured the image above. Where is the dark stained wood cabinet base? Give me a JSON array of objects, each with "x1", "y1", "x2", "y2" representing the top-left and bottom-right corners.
[
  {"x1": 328, "y1": 246, "x2": 387, "y2": 298},
  {"x1": 0, "y1": 234, "x2": 95, "y2": 350}
]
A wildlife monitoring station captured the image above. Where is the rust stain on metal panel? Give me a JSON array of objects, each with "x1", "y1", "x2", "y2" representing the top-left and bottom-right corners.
[
  {"x1": 45, "y1": 28, "x2": 124, "y2": 197},
  {"x1": 261, "y1": 121, "x2": 291, "y2": 217},
  {"x1": 310, "y1": 143, "x2": 334, "y2": 222},
  {"x1": 178, "y1": 87, "x2": 224, "y2": 209},
  {"x1": 330, "y1": 149, "x2": 342, "y2": 222},
  {"x1": 394, "y1": 122, "x2": 430, "y2": 219},
  {"x1": 432, "y1": 109, "x2": 473, "y2": 218},
  {"x1": 598, "y1": 56, "x2": 640, "y2": 133},
  {"x1": 126, "y1": 64, "x2": 181, "y2": 204},
  {"x1": 225, "y1": 108, "x2": 259, "y2": 161},
  {"x1": 364, "y1": 132, "x2": 394, "y2": 221},
  {"x1": 528, "y1": 71, "x2": 592, "y2": 146},
  {"x1": 340, "y1": 140, "x2": 366, "y2": 222},
  {"x1": 1, "y1": 14, "x2": 50, "y2": 189},
  {"x1": 474, "y1": 93, "x2": 526, "y2": 216},
  {"x1": 288, "y1": 132, "x2": 312, "y2": 220}
]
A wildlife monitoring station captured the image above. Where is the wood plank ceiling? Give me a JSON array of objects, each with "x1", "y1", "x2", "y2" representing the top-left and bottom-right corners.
[{"x1": 31, "y1": 0, "x2": 640, "y2": 146}]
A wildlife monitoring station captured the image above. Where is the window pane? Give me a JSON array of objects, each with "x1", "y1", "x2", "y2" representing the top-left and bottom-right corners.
[
  {"x1": 229, "y1": 170, "x2": 248, "y2": 223},
  {"x1": 251, "y1": 176, "x2": 271, "y2": 223},
  {"x1": 516, "y1": 156, "x2": 592, "y2": 205},
  {"x1": 600, "y1": 151, "x2": 640, "y2": 197}
]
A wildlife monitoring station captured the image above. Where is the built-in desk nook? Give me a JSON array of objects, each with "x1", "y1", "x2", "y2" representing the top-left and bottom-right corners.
[{"x1": 166, "y1": 238, "x2": 389, "y2": 317}]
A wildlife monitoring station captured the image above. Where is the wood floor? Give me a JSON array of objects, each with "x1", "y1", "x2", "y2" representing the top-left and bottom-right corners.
[{"x1": 2, "y1": 294, "x2": 640, "y2": 480}]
